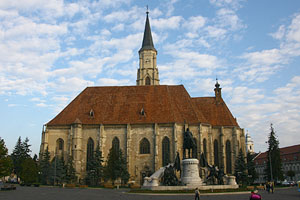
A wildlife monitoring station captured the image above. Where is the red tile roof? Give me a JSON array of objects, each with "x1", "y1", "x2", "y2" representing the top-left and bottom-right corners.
[
  {"x1": 191, "y1": 97, "x2": 239, "y2": 127},
  {"x1": 254, "y1": 144, "x2": 300, "y2": 165},
  {"x1": 47, "y1": 85, "x2": 239, "y2": 127}
]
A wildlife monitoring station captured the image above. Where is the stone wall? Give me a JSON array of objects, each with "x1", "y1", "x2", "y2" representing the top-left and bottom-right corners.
[{"x1": 41, "y1": 122, "x2": 245, "y2": 185}]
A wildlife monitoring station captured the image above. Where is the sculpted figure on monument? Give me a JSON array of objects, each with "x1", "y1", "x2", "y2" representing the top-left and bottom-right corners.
[
  {"x1": 183, "y1": 128, "x2": 196, "y2": 159},
  {"x1": 162, "y1": 165, "x2": 179, "y2": 186}
]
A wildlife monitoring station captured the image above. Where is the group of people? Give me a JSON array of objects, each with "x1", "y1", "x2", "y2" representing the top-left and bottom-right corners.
[{"x1": 265, "y1": 182, "x2": 274, "y2": 193}]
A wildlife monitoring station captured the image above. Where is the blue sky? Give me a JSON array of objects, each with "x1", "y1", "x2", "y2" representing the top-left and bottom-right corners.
[{"x1": 1, "y1": 0, "x2": 300, "y2": 156}]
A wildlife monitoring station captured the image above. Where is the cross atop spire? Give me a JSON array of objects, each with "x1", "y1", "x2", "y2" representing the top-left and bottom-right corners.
[{"x1": 146, "y1": 5, "x2": 149, "y2": 15}]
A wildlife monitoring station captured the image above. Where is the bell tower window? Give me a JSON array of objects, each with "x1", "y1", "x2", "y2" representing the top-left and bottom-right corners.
[{"x1": 145, "y1": 77, "x2": 151, "y2": 85}]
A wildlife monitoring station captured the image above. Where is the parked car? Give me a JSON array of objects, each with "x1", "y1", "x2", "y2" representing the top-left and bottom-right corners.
[
  {"x1": 289, "y1": 181, "x2": 296, "y2": 186},
  {"x1": 282, "y1": 180, "x2": 296, "y2": 186}
]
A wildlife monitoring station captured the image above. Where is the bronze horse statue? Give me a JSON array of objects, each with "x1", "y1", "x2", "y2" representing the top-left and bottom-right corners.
[{"x1": 183, "y1": 128, "x2": 196, "y2": 159}]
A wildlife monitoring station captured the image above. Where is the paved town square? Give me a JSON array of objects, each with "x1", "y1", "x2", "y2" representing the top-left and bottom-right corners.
[{"x1": 1, "y1": 186, "x2": 299, "y2": 200}]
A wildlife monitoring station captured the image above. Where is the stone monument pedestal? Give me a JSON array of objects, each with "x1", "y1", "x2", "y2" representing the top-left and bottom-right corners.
[{"x1": 181, "y1": 159, "x2": 202, "y2": 186}]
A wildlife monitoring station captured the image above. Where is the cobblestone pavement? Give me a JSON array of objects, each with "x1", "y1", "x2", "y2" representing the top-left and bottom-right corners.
[{"x1": 0, "y1": 186, "x2": 299, "y2": 200}]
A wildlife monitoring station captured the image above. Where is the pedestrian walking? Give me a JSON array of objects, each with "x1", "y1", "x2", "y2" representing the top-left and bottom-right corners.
[
  {"x1": 195, "y1": 188, "x2": 200, "y2": 200},
  {"x1": 249, "y1": 190, "x2": 261, "y2": 200},
  {"x1": 266, "y1": 182, "x2": 270, "y2": 193},
  {"x1": 270, "y1": 182, "x2": 274, "y2": 194}
]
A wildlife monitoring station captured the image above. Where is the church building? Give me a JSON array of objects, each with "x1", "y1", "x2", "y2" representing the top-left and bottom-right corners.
[{"x1": 40, "y1": 12, "x2": 246, "y2": 185}]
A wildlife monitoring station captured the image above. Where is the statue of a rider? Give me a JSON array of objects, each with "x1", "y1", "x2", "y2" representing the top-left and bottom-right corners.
[{"x1": 183, "y1": 128, "x2": 196, "y2": 159}]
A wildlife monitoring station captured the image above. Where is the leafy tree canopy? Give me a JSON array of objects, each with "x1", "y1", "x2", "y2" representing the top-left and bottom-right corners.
[
  {"x1": 0, "y1": 137, "x2": 13, "y2": 178},
  {"x1": 20, "y1": 158, "x2": 38, "y2": 184},
  {"x1": 103, "y1": 147, "x2": 129, "y2": 184}
]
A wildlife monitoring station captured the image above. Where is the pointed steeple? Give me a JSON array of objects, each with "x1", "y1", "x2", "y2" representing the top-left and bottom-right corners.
[
  {"x1": 214, "y1": 78, "x2": 222, "y2": 103},
  {"x1": 139, "y1": 10, "x2": 156, "y2": 53}
]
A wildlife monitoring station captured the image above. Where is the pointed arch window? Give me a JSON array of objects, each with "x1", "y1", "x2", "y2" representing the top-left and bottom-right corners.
[
  {"x1": 86, "y1": 138, "x2": 94, "y2": 170},
  {"x1": 203, "y1": 138, "x2": 207, "y2": 161},
  {"x1": 192, "y1": 137, "x2": 198, "y2": 158},
  {"x1": 162, "y1": 137, "x2": 170, "y2": 166},
  {"x1": 226, "y1": 140, "x2": 232, "y2": 174},
  {"x1": 56, "y1": 138, "x2": 64, "y2": 151},
  {"x1": 140, "y1": 138, "x2": 150, "y2": 154},
  {"x1": 112, "y1": 137, "x2": 120, "y2": 152},
  {"x1": 214, "y1": 139, "x2": 219, "y2": 167},
  {"x1": 145, "y1": 76, "x2": 151, "y2": 85}
]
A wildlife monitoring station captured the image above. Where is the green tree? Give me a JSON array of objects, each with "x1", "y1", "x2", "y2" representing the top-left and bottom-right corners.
[
  {"x1": 0, "y1": 137, "x2": 13, "y2": 178},
  {"x1": 246, "y1": 152, "x2": 258, "y2": 185},
  {"x1": 65, "y1": 155, "x2": 76, "y2": 184},
  {"x1": 20, "y1": 158, "x2": 38, "y2": 184},
  {"x1": 234, "y1": 149, "x2": 247, "y2": 186},
  {"x1": 103, "y1": 148, "x2": 129, "y2": 184},
  {"x1": 286, "y1": 170, "x2": 295, "y2": 181},
  {"x1": 40, "y1": 147, "x2": 51, "y2": 185},
  {"x1": 11, "y1": 137, "x2": 31, "y2": 179},
  {"x1": 265, "y1": 124, "x2": 283, "y2": 182},
  {"x1": 86, "y1": 145, "x2": 104, "y2": 186},
  {"x1": 49, "y1": 156, "x2": 66, "y2": 185}
]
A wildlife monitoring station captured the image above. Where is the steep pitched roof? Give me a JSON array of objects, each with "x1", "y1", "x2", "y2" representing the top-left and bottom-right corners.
[
  {"x1": 47, "y1": 85, "x2": 239, "y2": 127},
  {"x1": 139, "y1": 13, "x2": 156, "y2": 52},
  {"x1": 48, "y1": 85, "x2": 204, "y2": 125},
  {"x1": 191, "y1": 97, "x2": 239, "y2": 127}
]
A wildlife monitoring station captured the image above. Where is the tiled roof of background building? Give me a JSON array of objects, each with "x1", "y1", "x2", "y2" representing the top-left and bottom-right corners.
[{"x1": 254, "y1": 144, "x2": 300, "y2": 165}]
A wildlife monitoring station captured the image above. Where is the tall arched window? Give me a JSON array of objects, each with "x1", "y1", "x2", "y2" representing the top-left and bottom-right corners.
[
  {"x1": 145, "y1": 76, "x2": 151, "y2": 85},
  {"x1": 56, "y1": 138, "x2": 64, "y2": 151},
  {"x1": 214, "y1": 139, "x2": 219, "y2": 167},
  {"x1": 203, "y1": 139, "x2": 207, "y2": 161},
  {"x1": 192, "y1": 138, "x2": 198, "y2": 158},
  {"x1": 86, "y1": 138, "x2": 94, "y2": 170},
  {"x1": 112, "y1": 137, "x2": 120, "y2": 152},
  {"x1": 162, "y1": 137, "x2": 170, "y2": 166},
  {"x1": 140, "y1": 138, "x2": 150, "y2": 154},
  {"x1": 226, "y1": 140, "x2": 232, "y2": 174}
]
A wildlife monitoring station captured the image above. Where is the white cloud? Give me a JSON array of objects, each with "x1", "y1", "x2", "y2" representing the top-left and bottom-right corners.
[
  {"x1": 183, "y1": 16, "x2": 206, "y2": 32},
  {"x1": 286, "y1": 14, "x2": 300, "y2": 42},
  {"x1": 36, "y1": 103, "x2": 48, "y2": 107},
  {"x1": 270, "y1": 25, "x2": 285, "y2": 40},
  {"x1": 230, "y1": 87, "x2": 264, "y2": 104},
  {"x1": 205, "y1": 26, "x2": 227, "y2": 39},
  {"x1": 102, "y1": 7, "x2": 140, "y2": 23},
  {"x1": 97, "y1": 78, "x2": 130, "y2": 86},
  {"x1": 152, "y1": 16, "x2": 182, "y2": 30},
  {"x1": 216, "y1": 8, "x2": 244, "y2": 31},
  {"x1": 209, "y1": 0, "x2": 244, "y2": 10}
]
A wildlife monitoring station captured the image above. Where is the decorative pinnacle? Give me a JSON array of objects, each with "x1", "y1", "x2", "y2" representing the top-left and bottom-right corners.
[{"x1": 215, "y1": 77, "x2": 220, "y2": 88}]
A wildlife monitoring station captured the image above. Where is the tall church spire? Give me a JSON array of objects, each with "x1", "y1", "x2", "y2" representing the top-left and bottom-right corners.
[
  {"x1": 136, "y1": 9, "x2": 160, "y2": 86},
  {"x1": 139, "y1": 9, "x2": 156, "y2": 53}
]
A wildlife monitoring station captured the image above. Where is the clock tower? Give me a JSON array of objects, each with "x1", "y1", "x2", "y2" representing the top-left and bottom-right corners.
[{"x1": 136, "y1": 11, "x2": 160, "y2": 86}]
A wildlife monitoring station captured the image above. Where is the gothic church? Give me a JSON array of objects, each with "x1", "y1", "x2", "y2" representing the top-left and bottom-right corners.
[{"x1": 40, "y1": 12, "x2": 246, "y2": 185}]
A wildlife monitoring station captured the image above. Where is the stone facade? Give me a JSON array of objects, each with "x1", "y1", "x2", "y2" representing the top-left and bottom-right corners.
[{"x1": 41, "y1": 122, "x2": 246, "y2": 185}]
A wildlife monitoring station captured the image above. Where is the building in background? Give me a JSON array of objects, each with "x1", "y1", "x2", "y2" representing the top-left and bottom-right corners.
[
  {"x1": 40, "y1": 12, "x2": 246, "y2": 185},
  {"x1": 254, "y1": 144, "x2": 300, "y2": 183},
  {"x1": 245, "y1": 131, "x2": 254, "y2": 154}
]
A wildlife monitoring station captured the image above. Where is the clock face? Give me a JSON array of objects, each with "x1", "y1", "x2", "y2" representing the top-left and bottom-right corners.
[{"x1": 145, "y1": 58, "x2": 150, "y2": 63}]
